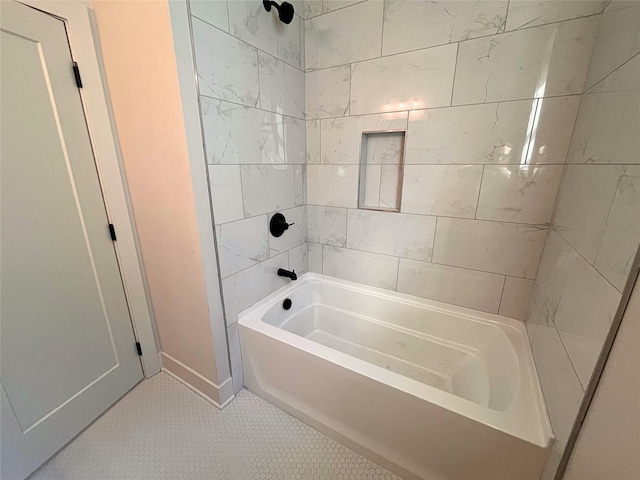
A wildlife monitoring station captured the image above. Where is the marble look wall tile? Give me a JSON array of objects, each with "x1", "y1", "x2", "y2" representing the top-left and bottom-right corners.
[
  {"x1": 595, "y1": 165, "x2": 640, "y2": 291},
  {"x1": 401, "y1": 165, "x2": 483, "y2": 218},
  {"x1": 258, "y1": 52, "x2": 305, "y2": 119},
  {"x1": 308, "y1": 242, "x2": 323, "y2": 273},
  {"x1": 222, "y1": 252, "x2": 290, "y2": 325},
  {"x1": 321, "y1": 112, "x2": 408, "y2": 164},
  {"x1": 217, "y1": 215, "x2": 269, "y2": 277},
  {"x1": 190, "y1": 0, "x2": 229, "y2": 32},
  {"x1": 506, "y1": 1, "x2": 605, "y2": 31},
  {"x1": 322, "y1": 0, "x2": 364, "y2": 14},
  {"x1": 406, "y1": 101, "x2": 531, "y2": 165},
  {"x1": 323, "y1": 245, "x2": 399, "y2": 290},
  {"x1": 228, "y1": 0, "x2": 302, "y2": 69},
  {"x1": 193, "y1": 18, "x2": 259, "y2": 106},
  {"x1": 382, "y1": 0, "x2": 508, "y2": 56},
  {"x1": 208, "y1": 165, "x2": 244, "y2": 225},
  {"x1": 304, "y1": 0, "x2": 323, "y2": 19},
  {"x1": 350, "y1": 44, "x2": 457, "y2": 116},
  {"x1": 306, "y1": 120, "x2": 321, "y2": 163},
  {"x1": 536, "y1": 230, "x2": 578, "y2": 286},
  {"x1": 528, "y1": 96, "x2": 581, "y2": 165},
  {"x1": 453, "y1": 17, "x2": 598, "y2": 105},
  {"x1": 241, "y1": 165, "x2": 303, "y2": 216},
  {"x1": 558, "y1": 331, "x2": 602, "y2": 389},
  {"x1": 347, "y1": 209, "x2": 436, "y2": 261},
  {"x1": 289, "y1": 243, "x2": 308, "y2": 275},
  {"x1": 584, "y1": 2, "x2": 640, "y2": 89},
  {"x1": 307, "y1": 165, "x2": 359, "y2": 207},
  {"x1": 554, "y1": 255, "x2": 622, "y2": 341},
  {"x1": 284, "y1": 117, "x2": 306, "y2": 164},
  {"x1": 476, "y1": 165, "x2": 564, "y2": 225},
  {"x1": 553, "y1": 165, "x2": 622, "y2": 263},
  {"x1": 530, "y1": 324, "x2": 585, "y2": 446},
  {"x1": 305, "y1": 1, "x2": 383, "y2": 70},
  {"x1": 306, "y1": 65, "x2": 350, "y2": 119},
  {"x1": 268, "y1": 206, "x2": 307, "y2": 255},
  {"x1": 307, "y1": 205, "x2": 347, "y2": 246},
  {"x1": 433, "y1": 218, "x2": 548, "y2": 278},
  {"x1": 498, "y1": 277, "x2": 534, "y2": 321},
  {"x1": 201, "y1": 98, "x2": 285, "y2": 164},
  {"x1": 226, "y1": 322, "x2": 244, "y2": 394},
  {"x1": 397, "y1": 259, "x2": 505, "y2": 314}
]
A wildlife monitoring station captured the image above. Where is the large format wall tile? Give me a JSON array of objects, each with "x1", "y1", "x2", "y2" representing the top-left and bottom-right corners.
[
  {"x1": 284, "y1": 117, "x2": 306, "y2": 164},
  {"x1": 453, "y1": 17, "x2": 598, "y2": 105},
  {"x1": 498, "y1": 277, "x2": 534, "y2": 321},
  {"x1": 322, "y1": 245, "x2": 399, "y2": 290},
  {"x1": 397, "y1": 259, "x2": 505, "y2": 314},
  {"x1": 401, "y1": 165, "x2": 483, "y2": 218},
  {"x1": 217, "y1": 215, "x2": 269, "y2": 277},
  {"x1": 382, "y1": 0, "x2": 508, "y2": 56},
  {"x1": 406, "y1": 101, "x2": 530, "y2": 165},
  {"x1": 305, "y1": 1, "x2": 383, "y2": 70},
  {"x1": 594, "y1": 165, "x2": 640, "y2": 290},
  {"x1": 306, "y1": 165, "x2": 359, "y2": 207},
  {"x1": 554, "y1": 255, "x2": 622, "y2": 341},
  {"x1": 350, "y1": 44, "x2": 457, "y2": 115},
  {"x1": 241, "y1": 165, "x2": 303, "y2": 216},
  {"x1": 584, "y1": 2, "x2": 640, "y2": 90},
  {"x1": 346, "y1": 209, "x2": 436, "y2": 261},
  {"x1": 506, "y1": 0, "x2": 605, "y2": 31},
  {"x1": 476, "y1": 165, "x2": 564, "y2": 225},
  {"x1": 527, "y1": 96, "x2": 581, "y2": 165},
  {"x1": 433, "y1": 218, "x2": 548, "y2": 278},
  {"x1": 322, "y1": 0, "x2": 364, "y2": 14},
  {"x1": 193, "y1": 18, "x2": 259, "y2": 107},
  {"x1": 208, "y1": 165, "x2": 244, "y2": 225},
  {"x1": 321, "y1": 112, "x2": 408, "y2": 164},
  {"x1": 201, "y1": 98, "x2": 285, "y2": 164},
  {"x1": 228, "y1": 0, "x2": 302, "y2": 69},
  {"x1": 553, "y1": 165, "x2": 622, "y2": 263},
  {"x1": 307, "y1": 205, "x2": 347, "y2": 246},
  {"x1": 222, "y1": 253, "x2": 291, "y2": 325},
  {"x1": 258, "y1": 52, "x2": 305, "y2": 119},
  {"x1": 306, "y1": 120, "x2": 321, "y2": 163},
  {"x1": 289, "y1": 243, "x2": 309, "y2": 275},
  {"x1": 306, "y1": 65, "x2": 350, "y2": 119},
  {"x1": 190, "y1": 0, "x2": 229, "y2": 32},
  {"x1": 308, "y1": 242, "x2": 323, "y2": 273}
]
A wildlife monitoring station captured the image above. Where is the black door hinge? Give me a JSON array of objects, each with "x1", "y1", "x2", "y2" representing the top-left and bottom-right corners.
[
  {"x1": 136, "y1": 342, "x2": 143, "y2": 356},
  {"x1": 108, "y1": 223, "x2": 117, "y2": 241},
  {"x1": 72, "y1": 61, "x2": 83, "y2": 88}
]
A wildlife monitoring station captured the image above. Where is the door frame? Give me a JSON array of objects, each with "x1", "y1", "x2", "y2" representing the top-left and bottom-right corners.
[{"x1": 16, "y1": 0, "x2": 161, "y2": 377}]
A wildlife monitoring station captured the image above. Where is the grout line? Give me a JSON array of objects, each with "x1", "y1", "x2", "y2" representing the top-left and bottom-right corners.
[
  {"x1": 474, "y1": 165, "x2": 485, "y2": 219},
  {"x1": 200, "y1": 94, "x2": 306, "y2": 122},
  {"x1": 305, "y1": 92, "x2": 585, "y2": 122},
  {"x1": 497, "y1": 276, "x2": 508, "y2": 314},
  {"x1": 450, "y1": 42, "x2": 460, "y2": 106}
]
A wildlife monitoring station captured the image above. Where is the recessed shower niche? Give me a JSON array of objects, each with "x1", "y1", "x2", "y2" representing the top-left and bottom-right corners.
[{"x1": 358, "y1": 130, "x2": 406, "y2": 212}]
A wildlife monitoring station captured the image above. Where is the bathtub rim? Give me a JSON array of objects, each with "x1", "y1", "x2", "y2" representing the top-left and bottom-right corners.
[{"x1": 237, "y1": 272, "x2": 553, "y2": 448}]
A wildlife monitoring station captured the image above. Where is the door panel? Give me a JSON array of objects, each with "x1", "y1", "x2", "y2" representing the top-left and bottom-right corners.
[{"x1": 1, "y1": 2, "x2": 144, "y2": 478}]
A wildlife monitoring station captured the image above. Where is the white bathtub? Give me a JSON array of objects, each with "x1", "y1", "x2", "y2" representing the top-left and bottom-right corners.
[{"x1": 239, "y1": 273, "x2": 552, "y2": 480}]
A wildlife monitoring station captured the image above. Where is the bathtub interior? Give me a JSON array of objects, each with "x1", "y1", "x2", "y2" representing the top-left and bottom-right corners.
[{"x1": 263, "y1": 280, "x2": 520, "y2": 412}]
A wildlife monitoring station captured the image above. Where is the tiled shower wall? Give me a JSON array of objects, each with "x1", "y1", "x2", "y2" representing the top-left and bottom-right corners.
[
  {"x1": 303, "y1": 0, "x2": 604, "y2": 318},
  {"x1": 190, "y1": 0, "x2": 308, "y2": 393},
  {"x1": 526, "y1": 2, "x2": 640, "y2": 477}
]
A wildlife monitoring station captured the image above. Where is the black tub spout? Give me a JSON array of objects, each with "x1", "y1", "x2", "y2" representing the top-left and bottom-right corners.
[{"x1": 277, "y1": 268, "x2": 297, "y2": 281}]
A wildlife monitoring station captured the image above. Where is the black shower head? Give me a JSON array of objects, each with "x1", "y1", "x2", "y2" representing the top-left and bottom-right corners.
[{"x1": 263, "y1": 0, "x2": 295, "y2": 24}]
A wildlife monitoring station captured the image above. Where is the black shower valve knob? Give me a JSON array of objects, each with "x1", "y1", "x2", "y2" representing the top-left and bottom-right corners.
[{"x1": 270, "y1": 213, "x2": 294, "y2": 237}]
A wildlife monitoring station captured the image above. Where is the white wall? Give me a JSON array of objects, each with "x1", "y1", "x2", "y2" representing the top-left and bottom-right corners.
[
  {"x1": 303, "y1": 0, "x2": 602, "y2": 319},
  {"x1": 564, "y1": 271, "x2": 640, "y2": 480},
  {"x1": 526, "y1": 2, "x2": 640, "y2": 477},
  {"x1": 188, "y1": 0, "x2": 307, "y2": 393}
]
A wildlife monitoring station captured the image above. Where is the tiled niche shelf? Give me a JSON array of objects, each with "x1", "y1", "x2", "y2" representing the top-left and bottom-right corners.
[{"x1": 358, "y1": 130, "x2": 406, "y2": 212}]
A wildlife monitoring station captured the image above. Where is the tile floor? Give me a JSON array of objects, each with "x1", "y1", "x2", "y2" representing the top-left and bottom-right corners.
[{"x1": 31, "y1": 372, "x2": 400, "y2": 480}]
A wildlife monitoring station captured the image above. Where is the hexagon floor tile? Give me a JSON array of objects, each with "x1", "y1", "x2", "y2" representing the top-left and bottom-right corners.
[{"x1": 31, "y1": 372, "x2": 401, "y2": 479}]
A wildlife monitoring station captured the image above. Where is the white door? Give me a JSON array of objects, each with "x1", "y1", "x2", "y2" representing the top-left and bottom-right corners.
[{"x1": 0, "y1": 2, "x2": 144, "y2": 478}]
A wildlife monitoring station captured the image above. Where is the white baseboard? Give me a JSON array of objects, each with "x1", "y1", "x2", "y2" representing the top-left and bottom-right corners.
[{"x1": 160, "y1": 352, "x2": 234, "y2": 409}]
